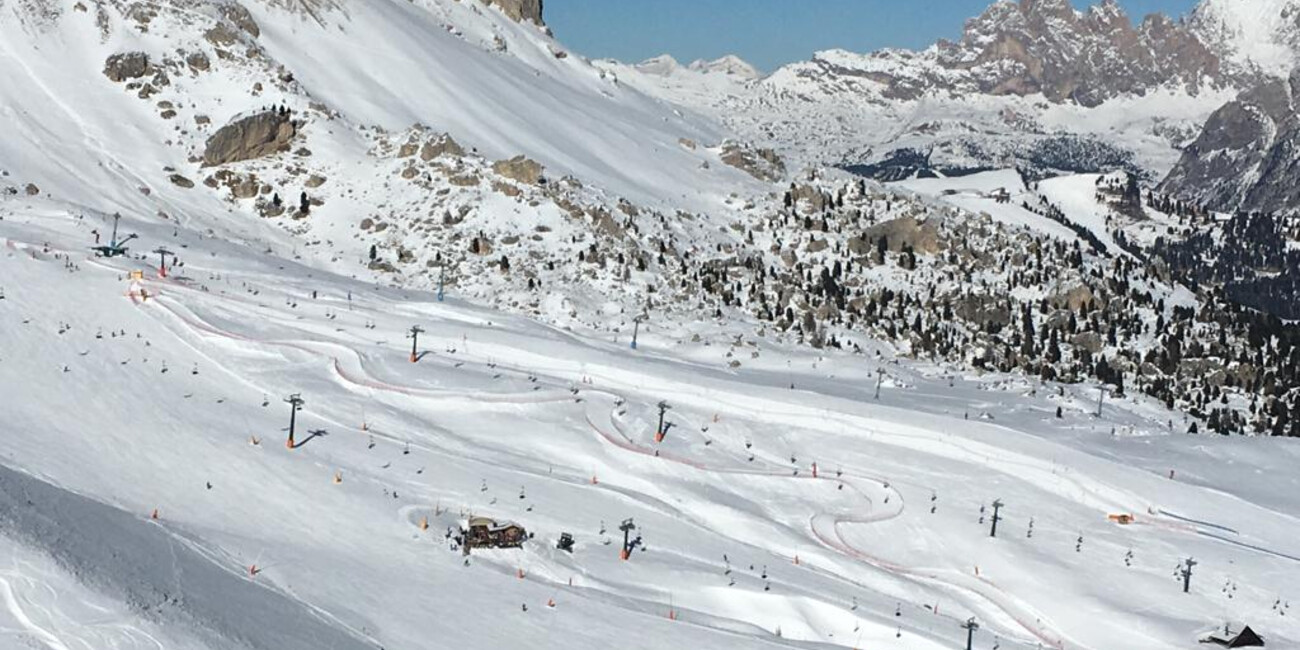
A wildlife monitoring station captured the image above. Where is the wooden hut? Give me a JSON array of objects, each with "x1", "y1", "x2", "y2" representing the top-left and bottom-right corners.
[{"x1": 1201, "y1": 623, "x2": 1264, "y2": 648}]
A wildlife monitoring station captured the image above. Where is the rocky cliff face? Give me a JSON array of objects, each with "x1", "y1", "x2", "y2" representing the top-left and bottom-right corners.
[
  {"x1": 764, "y1": 0, "x2": 1221, "y2": 107},
  {"x1": 1156, "y1": 0, "x2": 1300, "y2": 214},
  {"x1": 482, "y1": 0, "x2": 543, "y2": 26},
  {"x1": 926, "y1": 0, "x2": 1220, "y2": 107},
  {"x1": 203, "y1": 110, "x2": 298, "y2": 166},
  {"x1": 1161, "y1": 69, "x2": 1300, "y2": 214}
]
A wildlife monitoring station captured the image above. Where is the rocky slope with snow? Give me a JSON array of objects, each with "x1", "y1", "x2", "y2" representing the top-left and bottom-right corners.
[
  {"x1": 604, "y1": 0, "x2": 1300, "y2": 189},
  {"x1": 1154, "y1": 0, "x2": 1300, "y2": 215},
  {"x1": 1160, "y1": 67, "x2": 1300, "y2": 213},
  {"x1": 915, "y1": 0, "x2": 1219, "y2": 107},
  {"x1": 1189, "y1": 0, "x2": 1300, "y2": 77}
]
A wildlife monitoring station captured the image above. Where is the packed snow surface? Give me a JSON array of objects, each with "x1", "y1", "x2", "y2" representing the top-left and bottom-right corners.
[{"x1": 2, "y1": 198, "x2": 1299, "y2": 650}]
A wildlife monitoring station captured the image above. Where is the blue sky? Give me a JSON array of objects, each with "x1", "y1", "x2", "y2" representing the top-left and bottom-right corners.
[{"x1": 546, "y1": 0, "x2": 1201, "y2": 72}]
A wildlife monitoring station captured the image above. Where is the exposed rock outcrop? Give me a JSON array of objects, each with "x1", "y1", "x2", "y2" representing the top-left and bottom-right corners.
[
  {"x1": 492, "y1": 156, "x2": 544, "y2": 185},
  {"x1": 218, "y1": 3, "x2": 260, "y2": 38},
  {"x1": 103, "y1": 52, "x2": 150, "y2": 82},
  {"x1": 719, "y1": 142, "x2": 785, "y2": 183},
  {"x1": 1161, "y1": 67, "x2": 1300, "y2": 214},
  {"x1": 925, "y1": 0, "x2": 1220, "y2": 107},
  {"x1": 481, "y1": 0, "x2": 543, "y2": 25},
  {"x1": 186, "y1": 52, "x2": 210, "y2": 72},
  {"x1": 202, "y1": 111, "x2": 297, "y2": 167},
  {"x1": 862, "y1": 216, "x2": 941, "y2": 254},
  {"x1": 421, "y1": 134, "x2": 465, "y2": 161},
  {"x1": 785, "y1": 0, "x2": 1223, "y2": 110},
  {"x1": 1054, "y1": 284, "x2": 1099, "y2": 311}
]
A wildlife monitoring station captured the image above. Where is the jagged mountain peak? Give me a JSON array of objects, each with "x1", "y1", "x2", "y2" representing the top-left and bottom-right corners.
[
  {"x1": 1021, "y1": 0, "x2": 1078, "y2": 21},
  {"x1": 932, "y1": 0, "x2": 1220, "y2": 106}
]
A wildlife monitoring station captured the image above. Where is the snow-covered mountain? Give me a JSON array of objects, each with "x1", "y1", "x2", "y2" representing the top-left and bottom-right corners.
[
  {"x1": 1190, "y1": 0, "x2": 1300, "y2": 77},
  {"x1": 3, "y1": 1, "x2": 1300, "y2": 650},
  {"x1": 0, "y1": 0, "x2": 755, "y2": 217},
  {"x1": 601, "y1": 0, "x2": 1300, "y2": 187},
  {"x1": 1160, "y1": 67, "x2": 1300, "y2": 212},
  {"x1": 1161, "y1": 0, "x2": 1300, "y2": 215},
  {"x1": 903, "y1": 0, "x2": 1219, "y2": 107}
]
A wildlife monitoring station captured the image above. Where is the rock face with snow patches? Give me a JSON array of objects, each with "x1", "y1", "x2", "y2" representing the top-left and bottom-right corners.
[
  {"x1": 202, "y1": 110, "x2": 298, "y2": 167},
  {"x1": 483, "y1": 0, "x2": 544, "y2": 25},
  {"x1": 929, "y1": 0, "x2": 1220, "y2": 106},
  {"x1": 103, "y1": 52, "x2": 152, "y2": 82},
  {"x1": 765, "y1": 0, "x2": 1223, "y2": 108},
  {"x1": 1157, "y1": 0, "x2": 1300, "y2": 214},
  {"x1": 1189, "y1": 0, "x2": 1300, "y2": 77},
  {"x1": 1162, "y1": 67, "x2": 1300, "y2": 214}
]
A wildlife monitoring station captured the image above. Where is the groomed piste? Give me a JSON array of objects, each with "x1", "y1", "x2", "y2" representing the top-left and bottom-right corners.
[{"x1": 2, "y1": 204, "x2": 1298, "y2": 650}]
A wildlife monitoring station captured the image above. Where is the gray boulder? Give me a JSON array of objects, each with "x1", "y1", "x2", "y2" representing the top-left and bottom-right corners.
[
  {"x1": 863, "y1": 216, "x2": 941, "y2": 254},
  {"x1": 103, "y1": 52, "x2": 150, "y2": 82},
  {"x1": 421, "y1": 134, "x2": 465, "y2": 161},
  {"x1": 719, "y1": 141, "x2": 785, "y2": 183},
  {"x1": 492, "y1": 155, "x2": 544, "y2": 185},
  {"x1": 202, "y1": 111, "x2": 297, "y2": 166}
]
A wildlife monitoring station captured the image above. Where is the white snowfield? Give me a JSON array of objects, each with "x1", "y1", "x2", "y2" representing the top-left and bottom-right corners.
[
  {"x1": 891, "y1": 170, "x2": 1082, "y2": 241},
  {"x1": 2, "y1": 201, "x2": 1299, "y2": 650},
  {"x1": 0, "y1": 1, "x2": 1298, "y2": 648}
]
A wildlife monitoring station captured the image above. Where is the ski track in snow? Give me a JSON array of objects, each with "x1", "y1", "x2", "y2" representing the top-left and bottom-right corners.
[
  {"x1": 115, "y1": 259, "x2": 1089, "y2": 649},
  {"x1": 5, "y1": 225, "x2": 1300, "y2": 650},
  {"x1": 0, "y1": 573, "x2": 74, "y2": 650}
]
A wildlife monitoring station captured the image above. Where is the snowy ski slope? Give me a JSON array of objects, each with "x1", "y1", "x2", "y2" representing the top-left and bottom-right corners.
[{"x1": 2, "y1": 197, "x2": 1298, "y2": 650}]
